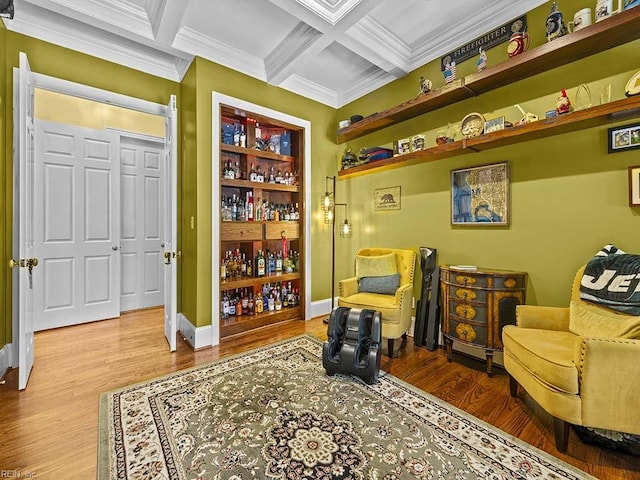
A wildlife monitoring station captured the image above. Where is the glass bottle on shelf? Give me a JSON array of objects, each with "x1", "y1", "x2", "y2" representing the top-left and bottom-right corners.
[
  {"x1": 249, "y1": 163, "x2": 257, "y2": 182},
  {"x1": 240, "y1": 125, "x2": 246, "y2": 148},
  {"x1": 256, "y1": 250, "x2": 266, "y2": 277},
  {"x1": 255, "y1": 292, "x2": 264, "y2": 313}
]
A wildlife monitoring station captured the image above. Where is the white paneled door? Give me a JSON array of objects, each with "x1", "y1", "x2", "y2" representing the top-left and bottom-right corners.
[
  {"x1": 13, "y1": 52, "x2": 36, "y2": 390},
  {"x1": 120, "y1": 136, "x2": 164, "y2": 311},
  {"x1": 163, "y1": 95, "x2": 178, "y2": 352},
  {"x1": 34, "y1": 119, "x2": 120, "y2": 331}
]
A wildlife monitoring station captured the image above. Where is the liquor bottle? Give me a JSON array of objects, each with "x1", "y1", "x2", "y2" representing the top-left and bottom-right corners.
[
  {"x1": 256, "y1": 165, "x2": 264, "y2": 183},
  {"x1": 249, "y1": 163, "x2": 257, "y2": 182},
  {"x1": 235, "y1": 292, "x2": 243, "y2": 316},
  {"x1": 255, "y1": 122, "x2": 262, "y2": 141},
  {"x1": 268, "y1": 293, "x2": 275, "y2": 311},
  {"x1": 256, "y1": 250, "x2": 266, "y2": 277},
  {"x1": 221, "y1": 292, "x2": 230, "y2": 318},
  {"x1": 255, "y1": 293, "x2": 263, "y2": 314},
  {"x1": 246, "y1": 192, "x2": 254, "y2": 221},
  {"x1": 220, "y1": 255, "x2": 227, "y2": 280},
  {"x1": 240, "y1": 125, "x2": 246, "y2": 148},
  {"x1": 228, "y1": 293, "x2": 236, "y2": 316},
  {"x1": 241, "y1": 253, "x2": 247, "y2": 276},
  {"x1": 255, "y1": 198, "x2": 262, "y2": 223},
  {"x1": 242, "y1": 288, "x2": 249, "y2": 312},
  {"x1": 233, "y1": 124, "x2": 241, "y2": 146},
  {"x1": 231, "y1": 194, "x2": 238, "y2": 221},
  {"x1": 275, "y1": 250, "x2": 283, "y2": 272},
  {"x1": 275, "y1": 292, "x2": 282, "y2": 311},
  {"x1": 267, "y1": 250, "x2": 275, "y2": 274},
  {"x1": 246, "y1": 255, "x2": 253, "y2": 277},
  {"x1": 248, "y1": 292, "x2": 255, "y2": 316},
  {"x1": 268, "y1": 166, "x2": 276, "y2": 183}
]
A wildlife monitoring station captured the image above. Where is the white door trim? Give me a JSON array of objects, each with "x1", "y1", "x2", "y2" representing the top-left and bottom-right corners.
[{"x1": 210, "y1": 92, "x2": 312, "y2": 347}]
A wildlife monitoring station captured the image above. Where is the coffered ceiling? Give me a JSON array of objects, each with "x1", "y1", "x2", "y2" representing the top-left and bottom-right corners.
[{"x1": 4, "y1": 0, "x2": 547, "y2": 107}]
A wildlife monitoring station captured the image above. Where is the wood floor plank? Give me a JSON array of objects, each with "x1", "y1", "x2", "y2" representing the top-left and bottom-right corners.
[{"x1": 0, "y1": 308, "x2": 638, "y2": 479}]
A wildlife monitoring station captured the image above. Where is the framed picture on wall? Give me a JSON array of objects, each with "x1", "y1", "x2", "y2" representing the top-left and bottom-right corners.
[
  {"x1": 451, "y1": 161, "x2": 509, "y2": 225},
  {"x1": 374, "y1": 186, "x2": 401, "y2": 211},
  {"x1": 629, "y1": 165, "x2": 640, "y2": 206},
  {"x1": 608, "y1": 123, "x2": 640, "y2": 153}
]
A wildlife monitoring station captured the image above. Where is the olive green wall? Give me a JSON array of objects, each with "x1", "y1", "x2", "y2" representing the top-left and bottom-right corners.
[
  {"x1": 179, "y1": 60, "x2": 198, "y2": 325},
  {"x1": 336, "y1": 0, "x2": 640, "y2": 307},
  {"x1": 1, "y1": 32, "x2": 180, "y2": 345},
  {"x1": 1, "y1": 21, "x2": 7, "y2": 349},
  {"x1": 182, "y1": 57, "x2": 337, "y2": 328}
]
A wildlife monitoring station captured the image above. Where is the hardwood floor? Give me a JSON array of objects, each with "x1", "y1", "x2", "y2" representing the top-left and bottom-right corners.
[{"x1": 0, "y1": 308, "x2": 638, "y2": 479}]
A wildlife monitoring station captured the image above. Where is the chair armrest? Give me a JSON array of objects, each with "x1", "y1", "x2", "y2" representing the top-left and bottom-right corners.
[
  {"x1": 575, "y1": 337, "x2": 640, "y2": 432},
  {"x1": 515, "y1": 305, "x2": 570, "y2": 331},
  {"x1": 394, "y1": 283, "x2": 413, "y2": 309},
  {"x1": 339, "y1": 277, "x2": 358, "y2": 298}
]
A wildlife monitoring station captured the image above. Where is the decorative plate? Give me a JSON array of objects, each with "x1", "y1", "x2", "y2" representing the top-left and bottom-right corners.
[
  {"x1": 461, "y1": 112, "x2": 486, "y2": 138},
  {"x1": 625, "y1": 70, "x2": 640, "y2": 97}
]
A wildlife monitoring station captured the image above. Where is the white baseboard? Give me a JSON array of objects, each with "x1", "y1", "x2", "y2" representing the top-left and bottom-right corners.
[
  {"x1": 0, "y1": 343, "x2": 13, "y2": 380},
  {"x1": 178, "y1": 313, "x2": 212, "y2": 350},
  {"x1": 310, "y1": 298, "x2": 334, "y2": 320}
]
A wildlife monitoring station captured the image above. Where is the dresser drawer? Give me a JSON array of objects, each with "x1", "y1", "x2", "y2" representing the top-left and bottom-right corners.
[
  {"x1": 493, "y1": 274, "x2": 526, "y2": 290},
  {"x1": 221, "y1": 223, "x2": 263, "y2": 241},
  {"x1": 265, "y1": 222, "x2": 299, "y2": 240},
  {"x1": 448, "y1": 299, "x2": 487, "y2": 324},
  {"x1": 450, "y1": 286, "x2": 487, "y2": 303},
  {"x1": 447, "y1": 319, "x2": 487, "y2": 347}
]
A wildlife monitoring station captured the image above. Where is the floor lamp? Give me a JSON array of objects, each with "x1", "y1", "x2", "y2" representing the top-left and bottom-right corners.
[{"x1": 322, "y1": 176, "x2": 351, "y2": 323}]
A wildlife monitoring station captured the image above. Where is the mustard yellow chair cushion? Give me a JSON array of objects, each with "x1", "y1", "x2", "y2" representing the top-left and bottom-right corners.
[{"x1": 355, "y1": 252, "x2": 397, "y2": 278}]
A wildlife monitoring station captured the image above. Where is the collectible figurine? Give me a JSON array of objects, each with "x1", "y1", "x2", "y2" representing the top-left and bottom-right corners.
[
  {"x1": 477, "y1": 48, "x2": 487, "y2": 72},
  {"x1": 556, "y1": 88, "x2": 573, "y2": 114},
  {"x1": 418, "y1": 76, "x2": 432, "y2": 95}
]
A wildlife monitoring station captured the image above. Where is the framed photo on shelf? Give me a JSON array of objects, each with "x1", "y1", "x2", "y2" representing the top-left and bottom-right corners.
[
  {"x1": 451, "y1": 161, "x2": 509, "y2": 225},
  {"x1": 608, "y1": 123, "x2": 640, "y2": 153},
  {"x1": 484, "y1": 116, "x2": 506, "y2": 134},
  {"x1": 374, "y1": 186, "x2": 401, "y2": 212},
  {"x1": 629, "y1": 165, "x2": 640, "y2": 206}
]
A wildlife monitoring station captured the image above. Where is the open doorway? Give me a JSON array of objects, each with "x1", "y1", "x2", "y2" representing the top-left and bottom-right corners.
[
  {"x1": 13, "y1": 53, "x2": 179, "y2": 389},
  {"x1": 32, "y1": 91, "x2": 166, "y2": 330}
]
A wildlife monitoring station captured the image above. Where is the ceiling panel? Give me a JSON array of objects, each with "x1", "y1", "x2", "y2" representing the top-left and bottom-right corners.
[{"x1": 4, "y1": 0, "x2": 549, "y2": 108}]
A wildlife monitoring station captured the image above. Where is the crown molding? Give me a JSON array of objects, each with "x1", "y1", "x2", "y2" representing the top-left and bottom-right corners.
[
  {"x1": 279, "y1": 74, "x2": 339, "y2": 107},
  {"x1": 173, "y1": 26, "x2": 266, "y2": 81},
  {"x1": 339, "y1": 66, "x2": 394, "y2": 107},
  {"x1": 25, "y1": 0, "x2": 154, "y2": 39},
  {"x1": 6, "y1": 7, "x2": 183, "y2": 82}
]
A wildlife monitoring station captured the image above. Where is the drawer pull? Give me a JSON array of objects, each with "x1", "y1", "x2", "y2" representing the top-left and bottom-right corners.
[
  {"x1": 455, "y1": 323, "x2": 477, "y2": 342},
  {"x1": 455, "y1": 288, "x2": 476, "y2": 300},
  {"x1": 504, "y1": 278, "x2": 517, "y2": 288},
  {"x1": 456, "y1": 275, "x2": 477, "y2": 285},
  {"x1": 455, "y1": 304, "x2": 477, "y2": 319}
]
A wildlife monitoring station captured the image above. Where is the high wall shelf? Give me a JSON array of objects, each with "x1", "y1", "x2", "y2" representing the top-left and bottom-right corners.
[
  {"x1": 336, "y1": 7, "x2": 640, "y2": 145},
  {"x1": 338, "y1": 95, "x2": 640, "y2": 178}
]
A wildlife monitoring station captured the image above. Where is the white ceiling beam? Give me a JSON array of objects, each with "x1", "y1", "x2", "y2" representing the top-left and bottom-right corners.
[
  {"x1": 340, "y1": 15, "x2": 411, "y2": 78},
  {"x1": 150, "y1": 0, "x2": 195, "y2": 47},
  {"x1": 265, "y1": 0, "x2": 383, "y2": 85}
]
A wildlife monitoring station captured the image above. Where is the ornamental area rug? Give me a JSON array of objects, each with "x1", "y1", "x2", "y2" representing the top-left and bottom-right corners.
[{"x1": 98, "y1": 335, "x2": 592, "y2": 480}]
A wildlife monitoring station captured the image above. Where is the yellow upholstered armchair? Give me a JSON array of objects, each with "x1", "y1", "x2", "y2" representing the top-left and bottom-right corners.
[
  {"x1": 503, "y1": 265, "x2": 640, "y2": 453},
  {"x1": 338, "y1": 248, "x2": 416, "y2": 357}
]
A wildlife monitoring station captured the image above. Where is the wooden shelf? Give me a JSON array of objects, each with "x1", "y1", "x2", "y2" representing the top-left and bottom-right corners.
[
  {"x1": 336, "y1": 7, "x2": 640, "y2": 144},
  {"x1": 220, "y1": 308, "x2": 301, "y2": 337},
  {"x1": 221, "y1": 178, "x2": 299, "y2": 192},
  {"x1": 338, "y1": 95, "x2": 640, "y2": 178},
  {"x1": 221, "y1": 272, "x2": 301, "y2": 290},
  {"x1": 221, "y1": 144, "x2": 295, "y2": 163}
]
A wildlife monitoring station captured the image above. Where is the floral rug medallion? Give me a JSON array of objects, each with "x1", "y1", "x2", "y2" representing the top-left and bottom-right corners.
[{"x1": 98, "y1": 335, "x2": 592, "y2": 479}]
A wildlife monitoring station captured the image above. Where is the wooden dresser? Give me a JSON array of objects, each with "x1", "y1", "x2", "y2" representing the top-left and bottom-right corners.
[{"x1": 440, "y1": 266, "x2": 526, "y2": 376}]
